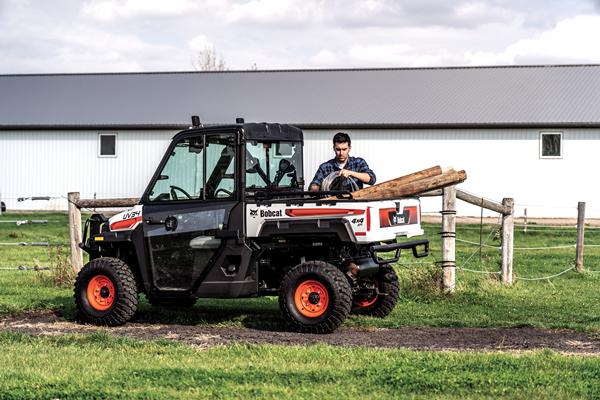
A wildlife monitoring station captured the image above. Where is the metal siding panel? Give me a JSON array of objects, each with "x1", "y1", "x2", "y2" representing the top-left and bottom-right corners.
[
  {"x1": 2, "y1": 128, "x2": 600, "y2": 217},
  {"x1": 305, "y1": 128, "x2": 600, "y2": 218},
  {"x1": 0, "y1": 130, "x2": 177, "y2": 211}
]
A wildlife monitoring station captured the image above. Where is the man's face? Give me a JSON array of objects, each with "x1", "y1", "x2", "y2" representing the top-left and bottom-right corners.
[{"x1": 333, "y1": 141, "x2": 351, "y2": 164}]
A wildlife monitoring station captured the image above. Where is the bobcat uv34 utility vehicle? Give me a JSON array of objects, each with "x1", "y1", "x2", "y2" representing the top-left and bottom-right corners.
[{"x1": 75, "y1": 121, "x2": 429, "y2": 333}]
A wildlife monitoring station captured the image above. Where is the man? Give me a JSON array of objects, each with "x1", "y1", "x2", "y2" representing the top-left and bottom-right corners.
[{"x1": 309, "y1": 132, "x2": 376, "y2": 192}]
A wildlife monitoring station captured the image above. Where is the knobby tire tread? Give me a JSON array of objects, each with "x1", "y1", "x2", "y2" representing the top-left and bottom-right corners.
[
  {"x1": 74, "y1": 257, "x2": 139, "y2": 326},
  {"x1": 279, "y1": 261, "x2": 352, "y2": 334},
  {"x1": 352, "y1": 266, "x2": 399, "y2": 318}
]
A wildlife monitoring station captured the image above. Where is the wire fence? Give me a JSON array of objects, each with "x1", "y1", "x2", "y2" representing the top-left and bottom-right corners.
[
  {"x1": 3, "y1": 195, "x2": 600, "y2": 282},
  {"x1": 451, "y1": 208, "x2": 600, "y2": 279},
  {"x1": 419, "y1": 200, "x2": 600, "y2": 282},
  {"x1": 0, "y1": 196, "x2": 70, "y2": 273}
]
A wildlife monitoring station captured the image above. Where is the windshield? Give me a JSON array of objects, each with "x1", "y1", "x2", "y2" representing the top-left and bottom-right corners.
[
  {"x1": 148, "y1": 134, "x2": 236, "y2": 202},
  {"x1": 245, "y1": 141, "x2": 303, "y2": 189}
]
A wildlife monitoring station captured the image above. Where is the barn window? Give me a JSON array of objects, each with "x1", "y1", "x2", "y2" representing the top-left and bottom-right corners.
[
  {"x1": 539, "y1": 132, "x2": 562, "y2": 159},
  {"x1": 98, "y1": 133, "x2": 117, "y2": 157}
]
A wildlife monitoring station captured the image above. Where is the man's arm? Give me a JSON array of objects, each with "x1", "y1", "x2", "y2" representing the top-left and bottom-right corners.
[
  {"x1": 338, "y1": 169, "x2": 372, "y2": 184},
  {"x1": 340, "y1": 158, "x2": 376, "y2": 185},
  {"x1": 309, "y1": 164, "x2": 327, "y2": 191}
]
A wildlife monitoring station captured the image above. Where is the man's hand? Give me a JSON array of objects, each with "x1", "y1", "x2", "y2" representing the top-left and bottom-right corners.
[
  {"x1": 339, "y1": 169, "x2": 371, "y2": 184},
  {"x1": 338, "y1": 169, "x2": 354, "y2": 178},
  {"x1": 309, "y1": 184, "x2": 320, "y2": 191}
]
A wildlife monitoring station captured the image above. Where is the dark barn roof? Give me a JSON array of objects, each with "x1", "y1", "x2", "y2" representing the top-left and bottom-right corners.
[{"x1": 2, "y1": 64, "x2": 600, "y2": 129}]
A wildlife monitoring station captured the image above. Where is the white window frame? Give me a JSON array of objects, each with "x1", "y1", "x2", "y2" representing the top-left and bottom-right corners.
[
  {"x1": 539, "y1": 131, "x2": 563, "y2": 159},
  {"x1": 98, "y1": 132, "x2": 118, "y2": 158}
]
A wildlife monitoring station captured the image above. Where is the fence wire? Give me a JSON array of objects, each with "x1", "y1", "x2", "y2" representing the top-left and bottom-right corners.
[
  {"x1": 0, "y1": 242, "x2": 68, "y2": 247},
  {"x1": 0, "y1": 266, "x2": 50, "y2": 271},
  {"x1": 514, "y1": 266, "x2": 576, "y2": 281}
]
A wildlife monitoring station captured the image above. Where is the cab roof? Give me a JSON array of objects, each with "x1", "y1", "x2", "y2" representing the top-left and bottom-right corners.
[{"x1": 173, "y1": 122, "x2": 303, "y2": 142}]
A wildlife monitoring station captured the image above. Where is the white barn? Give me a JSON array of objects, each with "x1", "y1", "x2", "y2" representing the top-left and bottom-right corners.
[{"x1": 1, "y1": 64, "x2": 600, "y2": 218}]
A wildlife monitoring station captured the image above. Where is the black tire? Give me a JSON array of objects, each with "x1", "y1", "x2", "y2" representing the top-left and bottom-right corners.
[
  {"x1": 74, "y1": 257, "x2": 139, "y2": 326},
  {"x1": 279, "y1": 261, "x2": 352, "y2": 334},
  {"x1": 146, "y1": 296, "x2": 197, "y2": 308},
  {"x1": 351, "y1": 266, "x2": 399, "y2": 318}
]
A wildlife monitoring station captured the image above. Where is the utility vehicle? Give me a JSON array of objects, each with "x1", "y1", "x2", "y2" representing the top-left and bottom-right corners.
[{"x1": 75, "y1": 120, "x2": 429, "y2": 333}]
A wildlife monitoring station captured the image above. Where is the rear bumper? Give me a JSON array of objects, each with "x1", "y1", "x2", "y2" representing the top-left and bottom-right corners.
[{"x1": 369, "y1": 239, "x2": 429, "y2": 265}]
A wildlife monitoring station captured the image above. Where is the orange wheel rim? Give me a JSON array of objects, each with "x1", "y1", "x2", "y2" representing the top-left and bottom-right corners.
[
  {"x1": 294, "y1": 280, "x2": 329, "y2": 318},
  {"x1": 354, "y1": 293, "x2": 378, "y2": 308},
  {"x1": 86, "y1": 275, "x2": 115, "y2": 311},
  {"x1": 354, "y1": 282, "x2": 378, "y2": 308}
]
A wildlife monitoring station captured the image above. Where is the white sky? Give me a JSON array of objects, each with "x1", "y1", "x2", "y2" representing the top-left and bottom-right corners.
[{"x1": 1, "y1": 0, "x2": 600, "y2": 73}]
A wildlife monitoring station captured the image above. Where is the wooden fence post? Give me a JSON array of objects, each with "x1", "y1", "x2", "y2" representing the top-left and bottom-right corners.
[
  {"x1": 441, "y1": 185, "x2": 456, "y2": 293},
  {"x1": 501, "y1": 198, "x2": 514, "y2": 285},
  {"x1": 576, "y1": 201, "x2": 586, "y2": 272},
  {"x1": 68, "y1": 192, "x2": 83, "y2": 273}
]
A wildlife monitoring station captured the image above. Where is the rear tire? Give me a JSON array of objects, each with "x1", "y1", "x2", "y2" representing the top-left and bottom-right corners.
[
  {"x1": 351, "y1": 266, "x2": 399, "y2": 318},
  {"x1": 279, "y1": 261, "x2": 352, "y2": 334},
  {"x1": 74, "y1": 257, "x2": 138, "y2": 326}
]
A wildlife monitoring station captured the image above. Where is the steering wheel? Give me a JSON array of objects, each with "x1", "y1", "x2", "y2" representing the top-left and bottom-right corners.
[
  {"x1": 214, "y1": 188, "x2": 233, "y2": 198},
  {"x1": 170, "y1": 185, "x2": 192, "y2": 200}
]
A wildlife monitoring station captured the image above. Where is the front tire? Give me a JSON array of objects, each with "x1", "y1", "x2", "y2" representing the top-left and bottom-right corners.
[
  {"x1": 74, "y1": 257, "x2": 139, "y2": 326},
  {"x1": 279, "y1": 261, "x2": 352, "y2": 334}
]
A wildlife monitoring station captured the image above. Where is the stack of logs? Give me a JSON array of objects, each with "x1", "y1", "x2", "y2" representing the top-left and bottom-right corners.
[{"x1": 327, "y1": 165, "x2": 467, "y2": 200}]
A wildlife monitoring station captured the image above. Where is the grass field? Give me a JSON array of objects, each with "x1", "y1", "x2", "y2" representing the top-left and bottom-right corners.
[
  {"x1": 1, "y1": 212, "x2": 599, "y2": 332},
  {"x1": 1, "y1": 212, "x2": 599, "y2": 399},
  {"x1": 0, "y1": 332, "x2": 599, "y2": 400}
]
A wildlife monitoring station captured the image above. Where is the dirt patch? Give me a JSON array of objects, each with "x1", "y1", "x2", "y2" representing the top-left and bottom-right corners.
[{"x1": 2, "y1": 311, "x2": 599, "y2": 354}]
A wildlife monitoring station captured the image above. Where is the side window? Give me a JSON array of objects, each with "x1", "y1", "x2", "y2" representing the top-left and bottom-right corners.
[
  {"x1": 98, "y1": 133, "x2": 117, "y2": 157},
  {"x1": 539, "y1": 131, "x2": 562, "y2": 159},
  {"x1": 246, "y1": 141, "x2": 269, "y2": 188},
  {"x1": 148, "y1": 136, "x2": 204, "y2": 202},
  {"x1": 205, "y1": 134, "x2": 236, "y2": 199}
]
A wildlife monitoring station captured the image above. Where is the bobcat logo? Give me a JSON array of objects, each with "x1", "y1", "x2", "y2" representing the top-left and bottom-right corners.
[{"x1": 249, "y1": 209, "x2": 258, "y2": 218}]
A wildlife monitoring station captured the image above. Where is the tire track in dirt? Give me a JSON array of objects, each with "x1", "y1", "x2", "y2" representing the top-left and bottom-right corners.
[{"x1": 2, "y1": 311, "x2": 599, "y2": 354}]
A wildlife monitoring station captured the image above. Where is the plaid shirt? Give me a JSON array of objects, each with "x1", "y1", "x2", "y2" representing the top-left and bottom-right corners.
[{"x1": 310, "y1": 157, "x2": 376, "y2": 191}]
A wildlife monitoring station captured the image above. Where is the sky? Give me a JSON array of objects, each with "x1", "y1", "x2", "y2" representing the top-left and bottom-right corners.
[{"x1": 1, "y1": 0, "x2": 600, "y2": 73}]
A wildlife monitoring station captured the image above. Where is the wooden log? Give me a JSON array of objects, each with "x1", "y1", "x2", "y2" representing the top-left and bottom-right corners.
[
  {"x1": 419, "y1": 189, "x2": 443, "y2": 197},
  {"x1": 343, "y1": 169, "x2": 467, "y2": 201},
  {"x1": 341, "y1": 165, "x2": 443, "y2": 200},
  {"x1": 68, "y1": 192, "x2": 83, "y2": 273},
  {"x1": 441, "y1": 186, "x2": 456, "y2": 293},
  {"x1": 500, "y1": 198, "x2": 514, "y2": 285},
  {"x1": 455, "y1": 190, "x2": 511, "y2": 215},
  {"x1": 77, "y1": 198, "x2": 140, "y2": 209}
]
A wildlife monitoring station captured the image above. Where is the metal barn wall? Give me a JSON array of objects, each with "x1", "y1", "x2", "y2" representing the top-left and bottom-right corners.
[
  {"x1": 1, "y1": 127, "x2": 598, "y2": 217},
  {"x1": 0, "y1": 130, "x2": 177, "y2": 211},
  {"x1": 304, "y1": 128, "x2": 600, "y2": 218}
]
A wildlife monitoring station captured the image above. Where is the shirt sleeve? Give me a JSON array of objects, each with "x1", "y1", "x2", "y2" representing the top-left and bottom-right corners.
[
  {"x1": 357, "y1": 158, "x2": 376, "y2": 185},
  {"x1": 310, "y1": 164, "x2": 327, "y2": 188}
]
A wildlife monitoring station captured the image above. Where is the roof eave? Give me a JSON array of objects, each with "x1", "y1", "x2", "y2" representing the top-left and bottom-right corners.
[{"x1": 2, "y1": 121, "x2": 600, "y2": 131}]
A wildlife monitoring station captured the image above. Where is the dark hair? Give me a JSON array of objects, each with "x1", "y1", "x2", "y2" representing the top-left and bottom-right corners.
[{"x1": 333, "y1": 132, "x2": 351, "y2": 145}]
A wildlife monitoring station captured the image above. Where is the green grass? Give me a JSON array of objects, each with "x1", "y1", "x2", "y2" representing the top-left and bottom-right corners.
[
  {"x1": 0, "y1": 212, "x2": 71, "y2": 268},
  {"x1": 1, "y1": 212, "x2": 599, "y2": 332},
  {"x1": 1, "y1": 213, "x2": 600, "y2": 399},
  {"x1": 0, "y1": 332, "x2": 598, "y2": 399}
]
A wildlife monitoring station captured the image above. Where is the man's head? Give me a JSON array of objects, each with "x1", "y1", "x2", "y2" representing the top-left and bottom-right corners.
[{"x1": 332, "y1": 132, "x2": 351, "y2": 164}]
